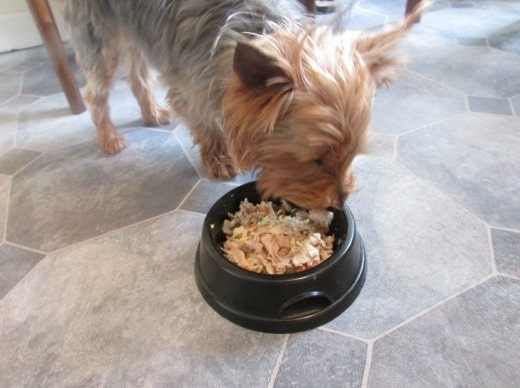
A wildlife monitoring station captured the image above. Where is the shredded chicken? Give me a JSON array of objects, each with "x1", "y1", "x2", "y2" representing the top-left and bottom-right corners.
[{"x1": 222, "y1": 199, "x2": 334, "y2": 274}]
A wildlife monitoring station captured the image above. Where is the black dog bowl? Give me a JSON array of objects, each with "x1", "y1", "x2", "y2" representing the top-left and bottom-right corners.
[{"x1": 195, "y1": 181, "x2": 366, "y2": 333}]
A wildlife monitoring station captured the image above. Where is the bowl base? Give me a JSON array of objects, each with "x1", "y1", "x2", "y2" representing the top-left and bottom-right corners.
[{"x1": 195, "y1": 236, "x2": 366, "y2": 333}]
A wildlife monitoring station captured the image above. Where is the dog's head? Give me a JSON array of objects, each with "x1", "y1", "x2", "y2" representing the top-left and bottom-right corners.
[{"x1": 222, "y1": 7, "x2": 422, "y2": 209}]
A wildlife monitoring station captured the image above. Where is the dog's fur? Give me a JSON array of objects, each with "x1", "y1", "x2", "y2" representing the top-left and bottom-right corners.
[{"x1": 64, "y1": 0, "x2": 423, "y2": 209}]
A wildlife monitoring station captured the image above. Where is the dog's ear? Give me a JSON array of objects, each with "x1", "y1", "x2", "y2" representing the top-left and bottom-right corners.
[
  {"x1": 233, "y1": 42, "x2": 292, "y2": 89},
  {"x1": 355, "y1": 2, "x2": 426, "y2": 86}
]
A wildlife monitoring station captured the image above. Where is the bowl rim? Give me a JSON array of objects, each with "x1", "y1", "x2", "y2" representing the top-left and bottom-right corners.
[{"x1": 202, "y1": 181, "x2": 356, "y2": 282}]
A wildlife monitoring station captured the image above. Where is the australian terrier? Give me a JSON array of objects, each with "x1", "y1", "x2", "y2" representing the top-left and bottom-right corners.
[{"x1": 64, "y1": 0, "x2": 424, "y2": 209}]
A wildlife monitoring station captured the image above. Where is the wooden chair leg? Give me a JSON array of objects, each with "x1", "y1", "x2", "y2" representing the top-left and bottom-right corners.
[
  {"x1": 300, "y1": 0, "x2": 316, "y2": 12},
  {"x1": 26, "y1": 0, "x2": 86, "y2": 114},
  {"x1": 405, "y1": 0, "x2": 422, "y2": 22}
]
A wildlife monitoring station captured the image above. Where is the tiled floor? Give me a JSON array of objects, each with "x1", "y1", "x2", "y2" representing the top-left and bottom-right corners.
[{"x1": 1, "y1": 0, "x2": 519, "y2": 386}]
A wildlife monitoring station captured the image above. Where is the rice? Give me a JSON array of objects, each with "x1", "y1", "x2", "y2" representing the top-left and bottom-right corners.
[{"x1": 222, "y1": 199, "x2": 334, "y2": 274}]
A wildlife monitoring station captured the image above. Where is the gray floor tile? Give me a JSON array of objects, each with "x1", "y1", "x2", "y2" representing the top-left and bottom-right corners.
[
  {"x1": 174, "y1": 123, "x2": 257, "y2": 184},
  {"x1": 326, "y1": 157, "x2": 491, "y2": 338},
  {"x1": 409, "y1": 44, "x2": 520, "y2": 98},
  {"x1": 0, "y1": 72, "x2": 21, "y2": 104},
  {"x1": 397, "y1": 112, "x2": 520, "y2": 229},
  {"x1": 0, "y1": 95, "x2": 40, "y2": 112},
  {"x1": 456, "y1": 37, "x2": 487, "y2": 46},
  {"x1": 21, "y1": 61, "x2": 86, "y2": 97},
  {"x1": 492, "y1": 229, "x2": 520, "y2": 278},
  {"x1": 7, "y1": 128, "x2": 198, "y2": 252},
  {"x1": 0, "y1": 175, "x2": 8, "y2": 240},
  {"x1": 0, "y1": 148, "x2": 41, "y2": 175},
  {"x1": 371, "y1": 70, "x2": 466, "y2": 135},
  {"x1": 488, "y1": 20, "x2": 520, "y2": 55},
  {"x1": 368, "y1": 276, "x2": 520, "y2": 388},
  {"x1": 422, "y1": 5, "x2": 519, "y2": 39},
  {"x1": 367, "y1": 133, "x2": 395, "y2": 159},
  {"x1": 0, "y1": 244, "x2": 45, "y2": 299},
  {"x1": 180, "y1": 179, "x2": 239, "y2": 214},
  {"x1": 274, "y1": 330, "x2": 366, "y2": 388},
  {"x1": 467, "y1": 95, "x2": 513, "y2": 115},
  {"x1": 511, "y1": 94, "x2": 520, "y2": 117},
  {"x1": 0, "y1": 1, "x2": 518, "y2": 385},
  {"x1": 0, "y1": 111, "x2": 17, "y2": 155},
  {"x1": 0, "y1": 211, "x2": 283, "y2": 387},
  {"x1": 0, "y1": 50, "x2": 27, "y2": 72},
  {"x1": 16, "y1": 81, "x2": 144, "y2": 153}
]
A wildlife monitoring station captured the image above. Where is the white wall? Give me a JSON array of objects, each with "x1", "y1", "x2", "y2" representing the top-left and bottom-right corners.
[{"x1": 0, "y1": 0, "x2": 68, "y2": 53}]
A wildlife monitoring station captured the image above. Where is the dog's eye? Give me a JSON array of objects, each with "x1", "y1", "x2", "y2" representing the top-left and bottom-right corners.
[{"x1": 313, "y1": 158, "x2": 324, "y2": 167}]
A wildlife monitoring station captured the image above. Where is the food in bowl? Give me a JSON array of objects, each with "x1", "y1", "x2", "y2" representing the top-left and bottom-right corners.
[{"x1": 222, "y1": 199, "x2": 334, "y2": 274}]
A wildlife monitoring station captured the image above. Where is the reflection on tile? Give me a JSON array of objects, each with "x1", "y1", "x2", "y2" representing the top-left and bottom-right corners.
[
  {"x1": 274, "y1": 330, "x2": 366, "y2": 387},
  {"x1": 326, "y1": 157, "x2": 491, "y2": 338},
  {"x1": 0, "y1": 148, "x2": 41, "y2": 175},
  {"x1": 0, "y1": 211, "x2": 283, "y2": 386},
  {"x1": 467, "y1": 95, "x2": 512, "y2": 115},
  {"x1": 367, "y1": 133, "x2": 395, "y2": 159},
  {"x1": 491, "y1": 229, "x2": 520, "y2": 278},
  {"x1": 456, "y1": 37, "x2": 487, "y2": 46},
  {"x1": 0, "y1": 244, "x2": 45, "y2": 299},
  {"x1": 371, "y1": 70, "x2": 465, "y2": 135},
  {"x1": 422, "y1": 6, "x2": 518, "y2": 39},
  {"x1": 488, "y1": 21, "x2": 520, "y2": 55},
  {"x1": 369, "y1": 276, "x2": 520, "y2": 387},
  {"x1": 8, "y1": 129, "x2": 198, "y2": 252},
  {"x1": 398, "y1": 112, "x2": 520, "y2": 229},
  {"x1": 409, "y1": 44, "x2": 520, "y2": 98},
  {"x1": 180, "y1": 179, "x2": 239, "y2": 214}
]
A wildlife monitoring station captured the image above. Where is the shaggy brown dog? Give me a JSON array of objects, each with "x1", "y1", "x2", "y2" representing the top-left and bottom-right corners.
[{"x1": 64, "y1": 0, "x2": 424, "y2": 209}]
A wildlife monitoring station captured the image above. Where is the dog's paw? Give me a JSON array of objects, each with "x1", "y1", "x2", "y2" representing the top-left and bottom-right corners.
[
  {"x1": 204, "y1": 154, "x2": 237, "y2": 179},
  {"x1": 100, "y1": 134, "x2": 127, "y2": 154},
  {"x1": 144, "y1": 106, "x2": 171, "y2": 127}
]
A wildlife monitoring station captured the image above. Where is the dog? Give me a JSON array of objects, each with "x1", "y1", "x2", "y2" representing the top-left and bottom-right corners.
[{"x1": 64, "y1": 0, "x2": 424, "y2": 209}]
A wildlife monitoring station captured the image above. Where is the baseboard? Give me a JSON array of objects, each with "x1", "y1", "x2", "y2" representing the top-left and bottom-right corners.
[{"x1": 0, "y1": 10, "x2": 69, "y2": 54}]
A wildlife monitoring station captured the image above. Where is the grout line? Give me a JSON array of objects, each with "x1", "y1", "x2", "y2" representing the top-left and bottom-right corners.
[
  {"x1": 497, "y1": 273, "x2": 520, "y2": 281},
  {"x1": 4, "y1": 240, "x2": 46, "y2": 256},
  {"x1": 267, "y1": 333, "x2": 289, "y2": 388},
  {"x1": 10, "y1": 151, "x2": 45, "y2": 176},
  {"x1": 395, "y1": 159, "x2": 493, "y2": 228},
  {"x1": 1, "y1": 178, "x2": 12, "y2": 244},
  {"x1": 405, "y1": 68, "x2": 468, "y2": 98},
  {"x1": 361, "y1": 339, "x2": 374, "y2": 388},
  {"x1": 372, "y1": 273, "x2": 495, "y2": 342},
  {"x1": 173, "y1": 129, "x2": 206, "y2": 180},
  {"x1": 394, "y1": 110, "x2": 466, "y2": 137},
  {"x1": 486, "y1": 224, "x2": 498, "y2": 274},
  {"x1": 44, "y1": 207, "x2": 193, "y2": 256},
  {"x1": 175, "y1": 179, "x2": 202, "y2": 210},
  {"x1": 508, "y1": 97, "x2": 518, "y2": 117},
  {"x1": 487, "y1": 225, "x2": 520, "y2": 234},
  {"x1": 318, "y1": 326, "x2": 369, "y2": 343}
]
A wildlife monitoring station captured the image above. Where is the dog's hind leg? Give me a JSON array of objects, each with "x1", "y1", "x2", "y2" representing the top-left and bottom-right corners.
[{"x1": 126, "y1": 47, "x2": 171, "y2": 127}]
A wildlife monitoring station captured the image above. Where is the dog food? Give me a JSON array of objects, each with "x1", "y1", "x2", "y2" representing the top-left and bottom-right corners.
[{"x1": 222, "y1": 199, "x2": 334, "y2": 274}]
